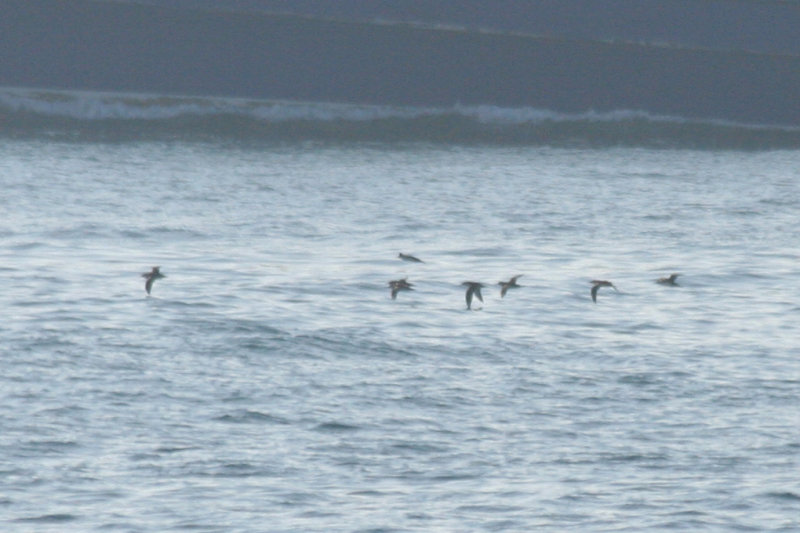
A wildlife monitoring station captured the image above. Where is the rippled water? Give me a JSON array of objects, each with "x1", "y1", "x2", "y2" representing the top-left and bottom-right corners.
[{"x1": 2, "y1": 140, "x2": 799, "y2": 531}]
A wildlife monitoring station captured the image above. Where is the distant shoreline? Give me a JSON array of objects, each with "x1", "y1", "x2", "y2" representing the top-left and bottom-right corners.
[
  {"x1": 120, "y1": 0, "x2": 800, "y2": 56},
  {"x1": 3, "y1": 0, "x2": 800, "y2": 127}
]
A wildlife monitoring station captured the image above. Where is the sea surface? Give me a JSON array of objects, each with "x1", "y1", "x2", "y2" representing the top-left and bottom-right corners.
[{"x1": 2, "y1": 91, "x2": 800, "y2": 531}]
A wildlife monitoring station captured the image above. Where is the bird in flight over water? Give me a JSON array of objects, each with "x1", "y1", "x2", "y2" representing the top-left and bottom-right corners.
[
  {"x1": 590, "y1": 279, "x2": 617, "y2": 303},
  {"x1": 461, "y1": 281, "x2": 485, "y2": 310},
  {"x1": 398, "y1": 253, "x2": 424, "y2": 263},
  {"x1": 498, "y1": 275, "x2": 522, "y2": 297},
  {"x1": 388, "y1": 278, "x2": 414, "y2": 299},
  {"x1": 142, "y1": 266, "x2": 166, "y2": 295},
  {"x1": 657, "y1": 273, "x2": 680, "y2": 286}
]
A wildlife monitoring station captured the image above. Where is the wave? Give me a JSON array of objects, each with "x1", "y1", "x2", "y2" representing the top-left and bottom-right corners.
[{"x1": 2, "y1": 87, "x2": 799, "y2": 149}]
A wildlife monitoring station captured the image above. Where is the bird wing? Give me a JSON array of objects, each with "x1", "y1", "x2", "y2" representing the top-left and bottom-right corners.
[
  {"x1": 145, "y1": 277, "x2": 154, "y2": 294},
  {"x1": 591, "y1": 284, "x2": 599, "y2": 302}
]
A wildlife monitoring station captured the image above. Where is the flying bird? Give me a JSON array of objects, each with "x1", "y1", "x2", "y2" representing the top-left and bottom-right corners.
[
  {"x1": 498, "y1": 275, "x2": 522, "y2": 297},
  {"x1": 461, "y1": 281, "x2": 485, "y2": 310},
  {"x1": 590, "y1": 279, "x2": 617, "y2": 303},
  {"x1": 657, "y1": 273, "x2": 680, "y2": 286},
  {"x1": 388, "y1": 278, "x2": 414, "y2": 299},
  {"x1": 142, "y1": 266, "x2": 165, "y2": 295},
  {"x1": 398, "y1": 253, "x2": 424, "y2": 263}
]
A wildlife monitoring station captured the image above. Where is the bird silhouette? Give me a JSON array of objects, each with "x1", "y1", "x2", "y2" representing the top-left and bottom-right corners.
[
  {"x1": 461, "y1": 281, "x2": 485, "y2": 310},
  {"x1": 142, "y1": 266, "x2": 166, "y2": 295}
]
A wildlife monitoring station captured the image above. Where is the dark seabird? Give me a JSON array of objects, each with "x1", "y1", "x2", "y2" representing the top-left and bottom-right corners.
[
  {"x1": 590, "y1": 280, "x2": 617, "y2": 303},
  {"x1": 388, "y1": 278, "x2": 414, "y2": 300},
  {"x1": 498, "y1": 275, "x2": 522, "y2": 297},
  {"x1": 142, "y1": 266, "x2": 165, "y2": 295},
  {"x1": 398, "y1": 253, "x2": 424, "y2": 263},
  {"x1": 657, "y1": 273, "x2": 680, "y2": 286},
  {"x1": 461, "y1": 281, "x2": 485, "y2": 310}
]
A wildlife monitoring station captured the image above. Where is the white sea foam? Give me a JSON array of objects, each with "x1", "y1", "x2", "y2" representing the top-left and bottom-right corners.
[
  {"x1": 2, "y1": 86, "x2": 798, "y2": 147},
  {"x1": 0, "y1": 86, "x2": 426, "y2": 121},
  {"x1": 0, "y1": 86, "x2": 740, "y2": 124}
]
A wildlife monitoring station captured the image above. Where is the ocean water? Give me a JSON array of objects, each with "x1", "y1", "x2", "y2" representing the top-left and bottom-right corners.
[{"x1": 2, "y1": 97, "x2": 800, "y2": 532}]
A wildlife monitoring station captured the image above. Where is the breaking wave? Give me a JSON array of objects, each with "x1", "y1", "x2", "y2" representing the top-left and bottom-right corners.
[{"x1": 2, "y1": 87, "x2": 799, "y2": 149}]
